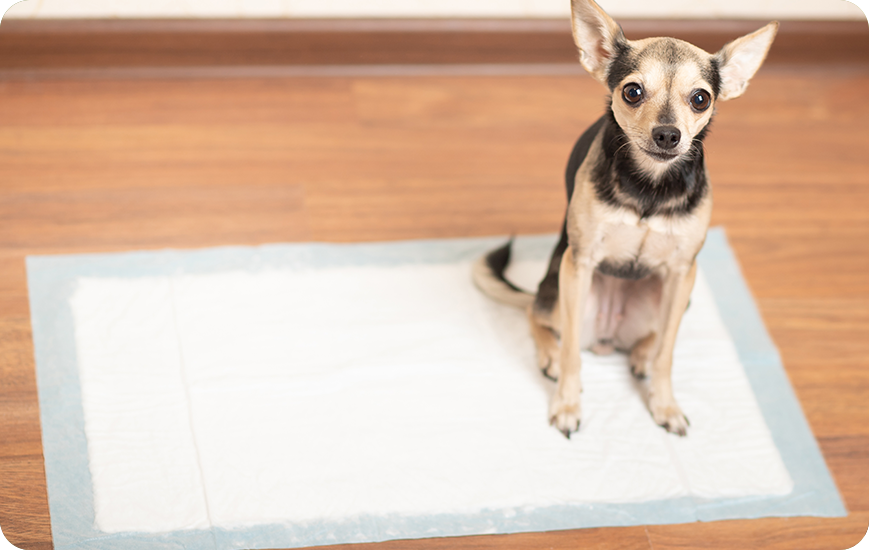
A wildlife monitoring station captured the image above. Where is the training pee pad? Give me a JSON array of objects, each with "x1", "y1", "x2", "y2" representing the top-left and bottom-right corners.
[{"x1": 27, "y1": 228, "x2": 845, "y2": 550}]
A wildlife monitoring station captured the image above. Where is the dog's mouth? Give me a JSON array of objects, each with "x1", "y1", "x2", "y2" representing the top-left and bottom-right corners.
[{"x1": 641, "y1": 148, "x2": 679, "y2": 162}]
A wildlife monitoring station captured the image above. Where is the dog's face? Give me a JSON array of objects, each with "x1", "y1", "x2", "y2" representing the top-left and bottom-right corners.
[
  {"x1": 571, "y1": 0, "x2": 778, "y2": 178},
  {"x1": 606, "y1": 37, "x2": 719, "y2": 177}
]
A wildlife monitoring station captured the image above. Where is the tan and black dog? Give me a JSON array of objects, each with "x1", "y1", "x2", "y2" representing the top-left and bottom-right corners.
[{"x1": 473, "y1": 0, "x2": 778, "y2": 438}]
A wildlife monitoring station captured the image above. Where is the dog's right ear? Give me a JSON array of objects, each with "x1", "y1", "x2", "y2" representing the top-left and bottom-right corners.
[{"x1": 570, "y1": 0, "x2": 626, "y2": 85}]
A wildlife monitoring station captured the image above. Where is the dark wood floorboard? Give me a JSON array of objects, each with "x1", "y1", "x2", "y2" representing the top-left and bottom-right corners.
[{"x1": 0, "y1": 63, "x2": 867, "y2": 549}]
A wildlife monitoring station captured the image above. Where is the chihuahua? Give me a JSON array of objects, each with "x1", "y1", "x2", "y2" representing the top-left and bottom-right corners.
[{"x1": 473, "y1": 0, "x2": 778, "y2": 438}]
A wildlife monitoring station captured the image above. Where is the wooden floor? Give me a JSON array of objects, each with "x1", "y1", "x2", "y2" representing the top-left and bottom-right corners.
[{"x1": 1, "y1": 62, "x2": 868, "y2": 548}]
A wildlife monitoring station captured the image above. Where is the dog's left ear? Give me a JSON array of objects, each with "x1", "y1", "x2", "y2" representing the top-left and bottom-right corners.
[
  {"x1": 715, "y1": 21, "x2": 779, "y2": 101},
  {"x1": 570, "y1": 0, "x2": 626, "y2": 85}
]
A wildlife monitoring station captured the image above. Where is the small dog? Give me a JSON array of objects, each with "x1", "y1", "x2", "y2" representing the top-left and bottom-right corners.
[{"x1": 473, "y1": 0, "x2": 778, "y2": 438}]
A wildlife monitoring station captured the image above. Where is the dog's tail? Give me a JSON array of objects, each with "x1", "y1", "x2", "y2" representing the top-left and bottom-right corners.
[{"x1": 472, "y1": 240, "x2": 535, "y2": 308}]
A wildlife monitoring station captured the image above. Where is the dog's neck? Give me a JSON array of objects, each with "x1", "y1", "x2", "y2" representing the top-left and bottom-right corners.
[{"x1": 592, "y1": 110, "x2": 710, "y2": 218}]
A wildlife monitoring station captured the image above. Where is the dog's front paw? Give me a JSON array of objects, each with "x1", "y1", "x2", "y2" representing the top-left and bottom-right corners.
[
  {"x1": 549, "y1": 394, "x2": 581, "y2": 439},
  {"x1": 649, "y1": 396, "x2": 689, "y2": 436}
]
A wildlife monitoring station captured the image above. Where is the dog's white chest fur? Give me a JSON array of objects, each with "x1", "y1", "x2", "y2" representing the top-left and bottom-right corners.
[{"x1": 591, "y1": 205, "x2": 710, "y2": 273}]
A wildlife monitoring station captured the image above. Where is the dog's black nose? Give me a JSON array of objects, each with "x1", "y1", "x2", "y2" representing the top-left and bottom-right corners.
[{"x1": 652, "y1": 126, "x2": 681, "y2": 150}]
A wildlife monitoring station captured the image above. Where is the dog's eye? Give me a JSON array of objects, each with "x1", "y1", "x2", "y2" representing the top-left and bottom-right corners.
[
  {"x1": 622, "y1": 83, "x2": 644, "y2": 106},
  {"x1": 691, "y1": 90, "x2": 711, "y2": 112}
]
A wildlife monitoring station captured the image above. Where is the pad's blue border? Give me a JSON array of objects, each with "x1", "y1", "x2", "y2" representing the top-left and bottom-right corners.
[{"x1": 26, "y1": 227, "x2": 846, "y2": 550}]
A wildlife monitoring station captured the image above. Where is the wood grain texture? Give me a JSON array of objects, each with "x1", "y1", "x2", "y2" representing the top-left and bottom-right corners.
[
  {"x1": 308, "y1": 525, "x2": 654, "y2": 550},
  {"x1": 646, "y1": 514, "x2": 869, "y2": 549},
  {"x1": 0, "y1": 44, "x2": 867, "y2": 550},
  {"x1": 0, "y1": 183, "x2": 310, "y2": 251}
]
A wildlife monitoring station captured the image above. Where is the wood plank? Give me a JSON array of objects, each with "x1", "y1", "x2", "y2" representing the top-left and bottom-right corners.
[
  {"x1": 0, "y1": 78, "x2": 357, "y2": 128},
  {"x1": 819, "y1": 435, "x2": 869, "y2": 513},
  {"x1": 0, "y1": 183, "x2": 311, "y2": 253},
  {"x1": 310, "y1": 526, "x2": 653, "y2": 550},
  {"x1": 0, "y1": 456, "x2": 52, "y2": 550},
  {"x1": 646, "y1": 514, "x2": 869, "y2": 550},
  {"x1": 0, "y1": 301, "x2": 49, "y2": 549}
]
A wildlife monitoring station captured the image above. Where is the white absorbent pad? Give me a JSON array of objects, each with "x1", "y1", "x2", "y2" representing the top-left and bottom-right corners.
[{"x1": 27, "y1": 228, "x2": 845, "y2": 550}]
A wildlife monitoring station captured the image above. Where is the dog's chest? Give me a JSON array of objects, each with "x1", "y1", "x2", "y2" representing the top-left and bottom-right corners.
[{"x1": 590, "y1": 209, "x2": 704, "y2": 273}]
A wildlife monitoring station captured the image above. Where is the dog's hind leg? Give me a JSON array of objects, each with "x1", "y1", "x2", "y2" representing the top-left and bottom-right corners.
[
  {"x1": 629, "y1": 332, "x2": 656, "y2": 380},
  {"x1": 529, "y1": 277, "x2": 599, "y2": 381},
  {"x1": 530, "y1": 225, "x2": 568, "y2": 380},
  {"x1": 528, "y1": 305, "x2": 561, "y2": 381}
]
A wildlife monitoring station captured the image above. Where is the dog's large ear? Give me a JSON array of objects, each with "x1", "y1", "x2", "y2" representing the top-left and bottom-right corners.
[
  {"x1": 715, "y1": 21, "x2": 779, "y2": 101},
  {"x1": 570, "y1": 0, "x2": 626, "y2": 85}
]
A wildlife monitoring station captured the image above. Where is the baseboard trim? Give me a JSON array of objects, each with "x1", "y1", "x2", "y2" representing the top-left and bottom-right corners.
[
  {"x1": 0, "y1": 63, "x2": 587, "y2": 81},
  {"x1": 0, "y1": 19, "x2": 866, "y2": 73}
]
